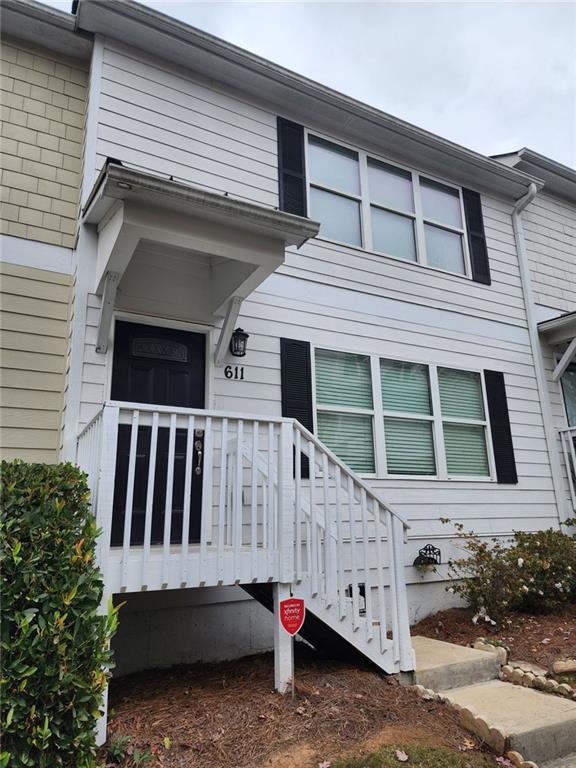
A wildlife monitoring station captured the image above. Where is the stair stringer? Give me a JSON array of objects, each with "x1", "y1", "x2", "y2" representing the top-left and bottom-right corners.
[{"x1": 291, "y1": 576, "x2": 398, "y2": 674}]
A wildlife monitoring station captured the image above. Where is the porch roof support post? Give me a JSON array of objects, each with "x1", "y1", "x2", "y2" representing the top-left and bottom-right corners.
[
  {"x1": 95, "y1": 271, "x2": 120, "y2": 354},
  {"x1": 273, "y1": 582, "x2": 293, "y2": 694},
  {"x1": 552, "y1": 336, "x2": 576, "y2": 382},
  {"x1": 214, "y1": 295, "x2": 243, "y2": 367}
]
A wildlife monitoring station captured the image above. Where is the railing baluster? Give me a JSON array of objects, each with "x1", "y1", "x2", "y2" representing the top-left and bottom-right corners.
[
  {"x1": 121, "y1": 409, "x2": 139, "y2": 590},
  {"x1": 294, "y1": 427, "x2": 302, "y2": 582},
  {"x1": 162, "y1": 413, "x2": 177, "y2": 588},
  {"x1": 347, "y1": 474, "x2": 359, "y2": 629},
  {"x1": 309, "y1": 442, "x2": 318, "y2": 597},
  {"x1": 200, "y1": 416, "x2": 213, "y2": 583},
  {"x1": 373, "y1": 499, "x2": 387, "y2": 652},
  {"x1": 267, "y1": 422, "x2": 275, "y2": 560},
  {"x1": 180, "y1": 414, "x2": 195, "y2": 587},
  {"x1": 360, "y1": 488, "x2": 373, "y2": 641},
  {"x1": 217, "y1": 418, "x2": 228, "y2": 584},
  {"x1": 234, "y1": 420, "x2": 244, "y2": 579},
  {"x1": 251, "y1": 420, "x2": 259, "y2": 581},
  {"x1": 562, "y1": 429, "x2": 576, "y2": 512},
  {"x1": 322, "y1": 452, "x2": 336, "y2": 608},
  {"x1": 142, "y1": 411, "x2": 158, "y2": 589},
  {"x1": 386, "y1": 509, "x2": 401, "y2": 665},
  {"x1": 334, "y1": 465, "x2": 346, "y2": 620}
]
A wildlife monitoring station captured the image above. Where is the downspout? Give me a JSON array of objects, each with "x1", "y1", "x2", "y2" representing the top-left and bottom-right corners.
[{"x1": 512, "y1": 182, "x2": 568, "y2": 523}]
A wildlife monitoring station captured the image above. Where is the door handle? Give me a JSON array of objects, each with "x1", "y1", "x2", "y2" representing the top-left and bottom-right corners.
[{"x1": 194, "y1": 441, "x2": 203, "y2": 475}]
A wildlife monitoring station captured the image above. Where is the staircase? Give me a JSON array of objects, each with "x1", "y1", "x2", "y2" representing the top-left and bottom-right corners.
[
  {"x1": 236, "y1": 420, "x2": 415, "y2": 674},
  {"x1": 77, "y1": 403, "x2": 414, "y2": 678}
]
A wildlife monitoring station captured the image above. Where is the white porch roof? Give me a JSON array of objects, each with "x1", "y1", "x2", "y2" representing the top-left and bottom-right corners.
[
  {"x1": 82, "y1": 161, "x2": 319, "y2": 358},
  {"x1": 538, "y1": 311, "x2": 576, "y2": 381}
]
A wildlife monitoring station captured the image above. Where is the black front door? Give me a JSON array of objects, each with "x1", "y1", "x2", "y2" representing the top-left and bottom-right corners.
[{"x1": 110, "y1": 321, "x2": 206, "y2": 547}]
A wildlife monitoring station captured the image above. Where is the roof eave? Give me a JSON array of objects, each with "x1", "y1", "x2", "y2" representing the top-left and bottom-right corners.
[
  {"x1": 75, "y1": 0, "x2": 543, "y2": 201},
  {"x1": 1, "y1": 0, "x2": 92, "y2": 60}
]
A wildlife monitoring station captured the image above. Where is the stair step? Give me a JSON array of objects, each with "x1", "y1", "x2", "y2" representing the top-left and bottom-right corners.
[
  {"x1": 412, "y1": 636, "x2": 501, "y2": 690},
  {"x1": 439, "y1": 680, "x2": 576, "y2": 764}
]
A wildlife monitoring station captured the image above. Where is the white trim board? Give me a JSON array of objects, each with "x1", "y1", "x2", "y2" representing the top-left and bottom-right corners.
[{"x1": 0, "y1": 235, "x2": 74, "y2": 275}]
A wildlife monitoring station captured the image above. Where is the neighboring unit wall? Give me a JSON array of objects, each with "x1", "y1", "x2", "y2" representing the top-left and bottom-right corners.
[
  {"x1": 0, "y1": 260, "x2": 71, "y2": 463},
  {"x1": 0, "y1": 37, "x2": 87, "y2": 247},
  {"x1": 524, "y1": 193, "x2": 576, "y2": 313}
]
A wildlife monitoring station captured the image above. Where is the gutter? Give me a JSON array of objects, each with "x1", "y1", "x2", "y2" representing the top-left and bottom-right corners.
[{"x1": 512, "y1": 183, "x2": 569, "y2": 523}]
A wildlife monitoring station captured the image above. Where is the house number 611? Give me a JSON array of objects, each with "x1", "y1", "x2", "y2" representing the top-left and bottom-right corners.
[{"x1": 224, "y1": 365, "x2": 245, "y2": 380}]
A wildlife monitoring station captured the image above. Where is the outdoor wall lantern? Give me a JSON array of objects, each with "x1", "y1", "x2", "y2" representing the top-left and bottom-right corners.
[
  {"x1": 230, "y1": 328, "x2": 249, "y2": 357},
  {"x1": 413, "y1": 544, "x2": 441, "y2": 569}
]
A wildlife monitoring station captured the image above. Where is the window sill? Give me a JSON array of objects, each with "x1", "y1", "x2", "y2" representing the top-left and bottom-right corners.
[
  {"x1": 310, "y1": 234, "x2": 475, "y2": 283},
  {"x1": 357, "y1": 474, "x2": 496, "y2": 483}
]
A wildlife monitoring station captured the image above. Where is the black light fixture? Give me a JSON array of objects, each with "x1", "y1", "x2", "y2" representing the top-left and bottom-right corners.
[
  {"x1": 230, "y1": 328, "x2": 249, "y2": 357},
  {"x1": 413, "y1": 544, "x2": 441, "y2": 568}
]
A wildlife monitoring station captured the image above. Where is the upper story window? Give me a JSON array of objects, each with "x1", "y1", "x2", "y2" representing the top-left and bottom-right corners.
[{"x1": 307, "y1": 133, "x2": 471, "y2": 277}]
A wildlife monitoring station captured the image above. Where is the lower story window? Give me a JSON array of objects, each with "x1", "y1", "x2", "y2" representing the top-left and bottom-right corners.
[{"x1": 314, "y1": 348, "x2": 492, "y2": 479}]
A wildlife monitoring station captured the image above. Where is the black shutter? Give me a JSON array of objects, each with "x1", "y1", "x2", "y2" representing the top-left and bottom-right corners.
[
  {"x1": 280, "y1": 338, "x2": 313, "y2": 478},
  {"x1": 462, "y1": 188, "x2": 491, "y2": 286},
  {"x1": 277, "y1": 118, "x2": 307, "y2": 217},
  {"x1": 485, "y1": 370, "x2": 518, "y2": 484}
]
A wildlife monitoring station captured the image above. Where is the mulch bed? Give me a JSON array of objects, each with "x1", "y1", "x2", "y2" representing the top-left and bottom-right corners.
[
  {"x1": 412, "y1": 605, "x2": 576, "y2": 670},
  {"x1": 104, "y1": 645, "x2": 492, "y2": 768}
]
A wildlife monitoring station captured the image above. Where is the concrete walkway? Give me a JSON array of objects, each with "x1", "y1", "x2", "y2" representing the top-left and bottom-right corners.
[
  {"x1": 542, "y1": 755, "x2": 576, "y2": 768},
  {"x1": 412, "y1": 636, "x2": 576, "y2": 766}
]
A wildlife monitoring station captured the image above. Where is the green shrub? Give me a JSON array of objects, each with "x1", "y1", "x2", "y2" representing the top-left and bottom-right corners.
[
  {"x1": 1, "y1": 461, "x2": 119, "y2": 768},
  {"x1": 444, "y1": 519, "x2": 576, "y2": 624}
]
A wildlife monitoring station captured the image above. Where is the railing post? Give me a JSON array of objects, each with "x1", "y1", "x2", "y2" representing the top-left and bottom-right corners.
[
  {"x1": 95, "y1": 404, "x2": 119, "y2": 581},
  {"x1": 391, "y1": 516, "x2": 415, "y2": 671},
  {"x1": 278, "y1": 421, "x2": 295, "y2": 583}
]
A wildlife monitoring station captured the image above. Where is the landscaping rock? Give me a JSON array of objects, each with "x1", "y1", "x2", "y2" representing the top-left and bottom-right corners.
[
  {"x1": 511, "y1": 668, "x2": 525, "y2": 685},
  {"x1": 552, "y1": 660, "x2": 576, "y2": 675},
  {"x1": 473, "y1": 640, "x2": 507, "y2": 663},
  {"x1": 558, "y1": 684, "x2": 573, "y2": 698},
  {"x1": 510, "y1": 660, "x2": 549, "y2": 677},
  {"x1": 506, "y1": 751, "x2": 524, "y2": 767},
  {"x1": 522, "y1": 672, "x2": 536, "y2": 687}
]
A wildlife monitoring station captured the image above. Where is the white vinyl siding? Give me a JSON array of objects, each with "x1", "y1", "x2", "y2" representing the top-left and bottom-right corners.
[
  {"x1": 523, "y1": 193, "x2": 576, "y2": 314},
  {"x1": 305, "y1": 131, "x2": 471, "y2": 277}
]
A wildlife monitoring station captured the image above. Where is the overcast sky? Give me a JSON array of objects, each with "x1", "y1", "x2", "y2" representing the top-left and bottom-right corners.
[{"x1": 41, "y1": 1, "x2": 576, "y2": 168}]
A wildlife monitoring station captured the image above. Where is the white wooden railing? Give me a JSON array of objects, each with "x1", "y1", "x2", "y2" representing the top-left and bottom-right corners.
[
  {"x1": 560, "y1": 426, "x2": 576, "y2": 512},
  {"x1": 77, "y1": 402, "x2": 413, "y2": 671},
  {"x1": 291, "y1": 422, "x2": 413, "y2": 670}
]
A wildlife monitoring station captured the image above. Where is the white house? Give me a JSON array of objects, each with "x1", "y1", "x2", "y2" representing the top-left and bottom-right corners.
[{"x1": 1, "y1": 0, "x2": 574, "y2": 745}]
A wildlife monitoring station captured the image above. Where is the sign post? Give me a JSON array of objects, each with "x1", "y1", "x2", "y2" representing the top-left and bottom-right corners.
[{"x1": 279, "y1": 597, "x2": 305, "y2": 700}]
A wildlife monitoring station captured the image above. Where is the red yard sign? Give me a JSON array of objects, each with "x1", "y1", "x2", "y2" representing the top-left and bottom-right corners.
[{"x1": 279, "y1": 598, "x2": 305, "y2": 636}]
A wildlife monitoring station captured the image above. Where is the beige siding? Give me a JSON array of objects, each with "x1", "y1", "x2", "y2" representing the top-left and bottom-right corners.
[
  {"x1": 0, "y1": 261, "x2": 71, "y2": 462},
  {"x1": 0, "y1": 37, "x2": 87, "y2": 248}
]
